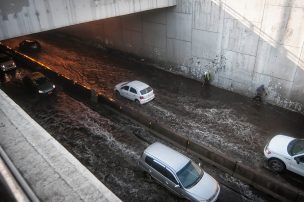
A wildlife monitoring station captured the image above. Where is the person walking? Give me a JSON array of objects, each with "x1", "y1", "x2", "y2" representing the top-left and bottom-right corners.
[
  {"x1": 253, "y1": 84, "x2": 267, "y2": 102},
  {"x1": 203, "y1": 70, "x2": 211, "y2": 85}
]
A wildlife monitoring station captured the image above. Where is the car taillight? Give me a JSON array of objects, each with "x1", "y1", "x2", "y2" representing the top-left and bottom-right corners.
[{"x1": 140, "y1": 96, "x2": 144, "y2": 99}]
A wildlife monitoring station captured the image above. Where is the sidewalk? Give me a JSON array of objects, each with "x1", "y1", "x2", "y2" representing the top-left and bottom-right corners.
[{"x1": 0, "y1": 89, "x2": 121, "y2": 202}]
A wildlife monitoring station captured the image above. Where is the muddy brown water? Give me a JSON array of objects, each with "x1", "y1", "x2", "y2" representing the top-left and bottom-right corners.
[{"x1": 3, "y1": 32, "x2": 304, "y2": 192}]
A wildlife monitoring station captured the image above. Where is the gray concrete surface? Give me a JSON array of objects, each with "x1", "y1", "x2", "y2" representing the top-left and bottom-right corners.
[
  {"x1": 56, "y1": 0, "x2": 304, "y2": 113},
  {"x1": 0, "y1": 89, "x2": 121, "y2": 202},
  {"x1": 0, "y1": 0, "x2": 176, "y2": 40}
]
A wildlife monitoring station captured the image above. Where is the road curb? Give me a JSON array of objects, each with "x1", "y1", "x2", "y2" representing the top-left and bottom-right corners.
[{"x1": 7, "y1": 45, "x2": 304, "y2": 202}]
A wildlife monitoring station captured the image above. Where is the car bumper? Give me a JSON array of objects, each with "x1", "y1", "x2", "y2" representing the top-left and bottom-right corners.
[
  {"x1": 140, "y1": 95, "x2": 155, "y2": 104},
  {"x1": 208, "y1": 183, "x2": 220, "y2": 202}
]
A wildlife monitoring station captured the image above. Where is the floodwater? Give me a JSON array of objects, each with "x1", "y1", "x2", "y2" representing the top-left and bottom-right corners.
[
  {"x1": 3, "y1": 31, "x2": 304, "y2": 190},
  {"x1": 0, "y1": 67, "x2": 272, "y2": 202},
  {"x1": 0, "y1": 71, "x2": 180, "y2": 201}
]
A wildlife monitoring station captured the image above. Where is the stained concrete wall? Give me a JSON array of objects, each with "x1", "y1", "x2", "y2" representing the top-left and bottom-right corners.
[
  {"x1": 49, "y1": 0, "x2": 304, "y2": 112},
  {"x1": 0, "y1": 0, "x2": 176, "y2": 40}
]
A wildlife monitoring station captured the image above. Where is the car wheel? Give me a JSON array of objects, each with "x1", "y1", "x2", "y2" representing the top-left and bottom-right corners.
[
  {"x1": 268, "y1": 158, "x2": 285, "y2": 172},
  {"x1": 115, "y1": 90, "x2": 120, "y2": 96},
  {"x1": 135, "y1": 99, "x2": 140, "y2": 105}
]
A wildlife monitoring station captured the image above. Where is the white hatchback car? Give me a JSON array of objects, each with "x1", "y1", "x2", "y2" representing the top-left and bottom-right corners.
[
  {"x1": 139, "y1": 142, "x2": 220, "y2": 202},
  {"x1": 264, "y1": 134, "x2": 304, "y2": 176},
  {"x1": 114, "y1": 80, "x2": 155, "y2": 104}
]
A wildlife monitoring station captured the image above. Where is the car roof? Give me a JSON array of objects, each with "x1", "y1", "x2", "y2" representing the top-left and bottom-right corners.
[
  {"x1": 144, "y1": 142, "x2": 190, "y2": 172},
  {"x1": 128, "y1": 80, "x2": 150, "y2": 90}
]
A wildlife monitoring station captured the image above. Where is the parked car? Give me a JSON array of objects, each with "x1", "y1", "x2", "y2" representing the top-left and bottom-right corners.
[
  {"x1": 114, "y1": 80, "x2": 155, "y2": 104},
  {"x1": 264, "y1": 134, "x2": 304, "y2": 176},
  {"x1": 0, "y1": 52, "x2": 17, "y2": 73},
  {"x1": 19, "y1": 40, "x2": 41, "y2": 51},
  {"x1": 23, "y1": 72, "x2": 55, "y2": 95},
  {"x1": 138, "y1": 142, "x2": 220, "y2": 202}
]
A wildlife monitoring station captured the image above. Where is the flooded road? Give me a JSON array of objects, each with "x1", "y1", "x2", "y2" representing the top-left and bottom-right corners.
[
  {"x1": 4, "y1": 32, "x2": 304, "y2": 167},
  {"x1": 0, "y1": 67, "x2": 274, "y2": 201},
  {"x1": 2, "y1": 31, "x2": 304, "y2": 196}
]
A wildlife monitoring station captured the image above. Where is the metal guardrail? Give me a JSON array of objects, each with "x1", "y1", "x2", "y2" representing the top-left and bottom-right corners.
[{"x1": 0, "y1": 146, "x2": 40, "y2": 202}]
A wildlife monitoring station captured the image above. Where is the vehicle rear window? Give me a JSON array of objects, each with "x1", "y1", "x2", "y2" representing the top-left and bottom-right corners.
[
  {"x1": 140, "y1": 87, "x2": 152, "y2": 95},
  {"x1": 145, "y1": 156, "x2": 154, "y2": 166}
]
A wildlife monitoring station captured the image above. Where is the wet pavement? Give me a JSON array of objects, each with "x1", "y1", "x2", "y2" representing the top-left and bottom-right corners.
[
  {"x1": 0, "y1": 67, "x2": 274, "y2": 202},
  {"x1": 2, "y1": 32, "x2": 304, "y2": 192}
]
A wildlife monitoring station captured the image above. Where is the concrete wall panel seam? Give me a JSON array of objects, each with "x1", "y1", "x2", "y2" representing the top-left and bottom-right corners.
[{"x1": 167, "y1": 36, "x2": 191, "y2": 43}]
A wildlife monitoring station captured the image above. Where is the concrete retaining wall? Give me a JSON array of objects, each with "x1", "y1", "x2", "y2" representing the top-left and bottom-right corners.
[
  {"x1": 57, "y1": 0, "x2": 304, "y2": 113},
  {"x1": 10, "y1": 47, "x2": 304, "y2": 202}
]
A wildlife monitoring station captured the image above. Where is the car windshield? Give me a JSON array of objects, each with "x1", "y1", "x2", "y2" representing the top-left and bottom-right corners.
[
  {"x1": 288, "y1": 139, "x2": 304, "y2": 156},
  {"x1": 140, "y1": 86, "x2": 152, "y2": 95},
  {"x1": 176, "y1": 161, "x2": 203, "y2": 189},
  {"x1": 35, "y1": 77, "x2": 48, "y2": 85}
]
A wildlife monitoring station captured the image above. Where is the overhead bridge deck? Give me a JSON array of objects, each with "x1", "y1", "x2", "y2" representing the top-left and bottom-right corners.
[{"x1": 0, "y1": 0, "x2": 176, "y2": 40}]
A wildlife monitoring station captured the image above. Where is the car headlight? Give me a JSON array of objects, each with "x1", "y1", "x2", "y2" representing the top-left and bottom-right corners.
[
  {"x1": 1, "y1": 65, "x2": 4, "y2": 68},
  {"x1": 264, "y1": 145, "x2": 271, "y2": 155},
  {"x1": 265, "y1": 147, "x2": 271, "y2": 155},
  {"x1": 38, "y1": 90, "x2": 44, "y2": 94},
  {"x1": 53, "y1": 85, "x2": 55, "y2": 88}
]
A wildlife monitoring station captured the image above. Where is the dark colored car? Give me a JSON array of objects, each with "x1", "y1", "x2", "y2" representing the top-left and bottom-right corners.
[
  {"x1": 0, "y1": 53, "x2": 17, "y2": 73},
  {"x1": 23, "y1": 72, "x2": 55, "y2": 95},
  {"x1": 19, "y1": 40, "x2": 41, "y2": 51}
]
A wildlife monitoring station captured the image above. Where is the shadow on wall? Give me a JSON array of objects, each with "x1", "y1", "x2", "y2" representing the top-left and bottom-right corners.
[
  {"x1": 218, "y1": 0, "x2": 304, "y2": 113},
  {"x1": 56, "y1": 0, "x2": 304, "y2": 113}
]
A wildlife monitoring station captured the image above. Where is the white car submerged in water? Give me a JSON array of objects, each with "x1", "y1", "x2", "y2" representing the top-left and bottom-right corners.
[
  {"x1": 264, "y1": 134, "x2": 304, "y2": 176},
  {"x1": 114, "y1": 80, "x2": 155, "y2": 104}
]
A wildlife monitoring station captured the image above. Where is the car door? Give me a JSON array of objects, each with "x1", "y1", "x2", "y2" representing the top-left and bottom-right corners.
[
  {"x1": 145, "y1": 156, "x2": 182, "y2": 196},
  {"x1": 120, "y1": 85, "x2": 129, "y2": 98},
  {"x1": 291, "y1": 155, "x2": 304, "y2": 176},
  {"x1": 144, "y1": 156, "x2": 165, "y2": 185},
  {"x1": 129, "y1": 87, "x2": 138, "y2": 101},
  {"x1": 163, "y1": 168, "x2": 183, "y2": 196}
]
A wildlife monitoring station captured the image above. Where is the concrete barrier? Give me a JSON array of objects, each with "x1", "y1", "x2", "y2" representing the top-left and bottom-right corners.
[
  {"x1": 188, "y1": 141, "x2": 236, "y2": 174},
  {"x1": 6, "y1": 46, "x2": 304, "y2": 202}
]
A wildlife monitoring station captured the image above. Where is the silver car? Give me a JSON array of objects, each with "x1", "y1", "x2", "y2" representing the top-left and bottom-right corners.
[{"x1": 138, "y1": 142, "x2": 220, "y2": 202}]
